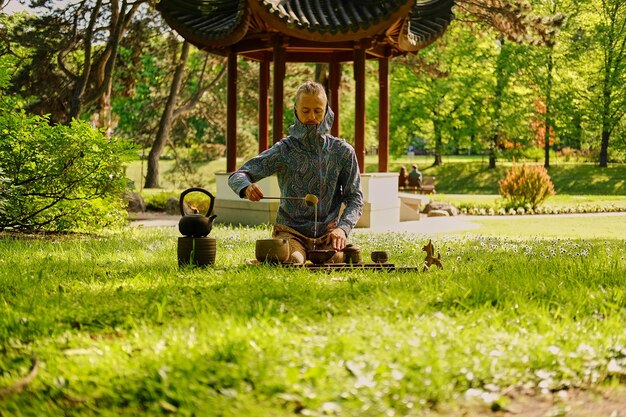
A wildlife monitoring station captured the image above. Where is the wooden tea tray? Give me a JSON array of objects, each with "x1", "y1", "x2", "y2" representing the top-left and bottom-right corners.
[{"x1": 292, "y1": 263, "x2": 422, "y2": 272}]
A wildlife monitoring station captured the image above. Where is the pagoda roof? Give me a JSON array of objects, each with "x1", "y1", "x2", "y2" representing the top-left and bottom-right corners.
[{"x1": 157, "y1": 0, "x2": 455, "y2": 60}]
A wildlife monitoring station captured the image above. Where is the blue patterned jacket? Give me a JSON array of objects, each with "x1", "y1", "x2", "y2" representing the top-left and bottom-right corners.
[{"x1": 228, "y1": 106, "x2": 363, "y2": 238}]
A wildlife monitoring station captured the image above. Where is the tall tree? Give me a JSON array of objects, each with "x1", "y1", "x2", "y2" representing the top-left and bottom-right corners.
[
  {"x1": 143, "y1": 41, "x2": 225, "y2": 188},
  {"x1": 595, "y1": 0, "x2": 626, "y2": 167},
  {"x1": 7, "y1": 0, "x2": 148, "y2": 131},
  {"x1": 488, "y1": 37, "x2": 510, "y2": 169},
  {"x1": 144, "y1": 40, "x2": 190, "y2": 189},
  {"x1": 456, "y1": 0, "x2": 566, "y2": 167},
  {"x1": 524, "y1": 0, "x2": 575, "y2": 168},
  {"x1": 391, "y1": 23, "x2": 494, "y2": 166}
]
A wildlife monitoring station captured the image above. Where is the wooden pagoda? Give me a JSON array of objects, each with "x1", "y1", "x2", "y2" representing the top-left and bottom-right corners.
[{"x1": 157, "y1": 0, "x2": 456, "y2": 174}]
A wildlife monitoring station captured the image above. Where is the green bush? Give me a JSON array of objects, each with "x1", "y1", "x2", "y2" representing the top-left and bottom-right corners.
[
  {"x1": 521, "y1": 147, "x2": 545, "y2": 162},
  {"x1": 498, "y1": 164, "x2": 555, "y2": 210},
  {"x1": 142, "y1": 190, "x2": 214, "y2": 214},
  {"x1": 0, "y1": 109, "x2": 132, "y2": 232},
  {"x1": 143, "y1": 190, "x2": 177, "y2": 211},
  {"x1": 0, "y1": 168, "x2": 8, "y2": 215}
]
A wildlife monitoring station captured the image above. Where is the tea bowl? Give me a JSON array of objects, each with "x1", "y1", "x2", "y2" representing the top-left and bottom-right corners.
[
  {"x1": 371, "y1": 250, "x2": 389, "y2": 264},
  {"x1": 255, "y1": 238, "x2": 290, "y2": 263},
  {"x1": 308, "y1": 249, "x2": 336, "y2": 265}
]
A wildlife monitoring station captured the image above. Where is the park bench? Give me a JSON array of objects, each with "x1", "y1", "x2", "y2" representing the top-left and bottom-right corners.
[
  {"x1": 401, "y1": 176, "x2": 436, "y2": 194},
  {"x1": 420, "y1": 176, "x2": 436, "y2": 194}
]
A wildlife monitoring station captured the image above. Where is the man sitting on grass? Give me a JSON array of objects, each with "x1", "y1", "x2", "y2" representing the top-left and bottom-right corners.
[{"x1": 228, "y1": 81, "x2": 363, "y2": 264}]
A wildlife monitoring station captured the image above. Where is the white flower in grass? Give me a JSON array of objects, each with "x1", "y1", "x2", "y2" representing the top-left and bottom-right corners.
[
  {"x1": 464, "y1": 389, "x2": 500, "y2": 406},
  {"x1": 464, "y1": 388, "x2": 483, "y2": 399},
  {"x1": 391, "y1": 369, "x2": 404, "y2": 380},
  {"x1": 481, "y1": 392, "x2": 500, "y2": 404},
  {"x1": 321, "y1": 402, "x2": 342, "y2": 414},
  {"x1": 154, "y1": 339, "x2": 166, "y2": 354},
  {"x1": 548, "y1": 345, "x2": 560, "y2": 355},
  {"x1": 577, "y1": 343, "x2": 596, "y2": 356},
  {"x1": 607, "y1": 359, "x2": 626, "y2": 374}
]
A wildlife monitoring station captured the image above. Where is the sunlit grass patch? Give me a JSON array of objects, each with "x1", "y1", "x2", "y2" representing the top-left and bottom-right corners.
[{"x1": 1, "y1": 227, "x2": 625, "y2": 415}]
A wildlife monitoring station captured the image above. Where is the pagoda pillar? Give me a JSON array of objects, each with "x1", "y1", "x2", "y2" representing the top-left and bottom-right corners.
[
  {"x1": 378, "y1": 53, "x2": 390, "y2": 172},
  {"x1": 329, "y1": 60, "x2": 341, "y2": 137},
  {"x1": 226, "y1": 50, "x2": 237, "y2": 173},
  {"x1": 259, "y1": 59, "x2": 270, "y2": 153},
  {"x1": 354, "y1": 42, "x2": 366, "y2": 173},
  {"x1": 272, "y1": 37, "x2": 286, "y2": 143}
]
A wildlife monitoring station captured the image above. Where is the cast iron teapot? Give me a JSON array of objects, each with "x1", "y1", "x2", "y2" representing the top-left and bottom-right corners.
[{"x1": 178, "y1": 187, "x2": 217, "y2": 237}]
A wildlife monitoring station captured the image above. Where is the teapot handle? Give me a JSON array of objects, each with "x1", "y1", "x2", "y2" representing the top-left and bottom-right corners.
[{"x1": 179, "y1": 187, "x2": 216, "y2": 218}]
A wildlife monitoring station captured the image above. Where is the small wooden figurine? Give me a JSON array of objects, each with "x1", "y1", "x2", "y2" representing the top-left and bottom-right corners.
[{"x1": 422, "y1": 239, "x2": 443, "y2": 271}]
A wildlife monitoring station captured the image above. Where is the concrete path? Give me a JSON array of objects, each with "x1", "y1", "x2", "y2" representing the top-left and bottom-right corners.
[
  {"x1": 129, "y1": 211, "x2": 626, "y2": 236},
  {"x1": 360, "y1": 211, "x2": 626, "y2": 235},
  {"x1": 128, "y1": 212, "x2": 479, "y2": 235},
  {"x1": 128, "y1": 212, "x2": 478, "y2": 235},
  {"x1": 362, "y1": 215, "x2": 482, "y2": 234},
  {"x1": 129, "y1": 213, "x2": 180, "y2": 228}
]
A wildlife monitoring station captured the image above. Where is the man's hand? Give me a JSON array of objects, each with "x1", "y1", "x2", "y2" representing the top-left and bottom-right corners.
[
  {"x1": 244, "y1": 183, "x2": 264, "y2": 201},
  {"x1": 328, "y1": 227, "x2": 347, "y2": 251}
]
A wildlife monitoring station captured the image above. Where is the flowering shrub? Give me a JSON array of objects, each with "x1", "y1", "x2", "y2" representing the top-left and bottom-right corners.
[
  {"x1": 457, "y1": 202, "x2": 624, "y2": 216},
  {"x1": 498, "y1": 164, "x2": 555, "y2": 210}
]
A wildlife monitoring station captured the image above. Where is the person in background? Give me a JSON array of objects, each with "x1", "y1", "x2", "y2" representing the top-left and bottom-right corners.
[
  {"x1": 228, "y1": 81, "x2": 363, "y2": 264},
  {"x1": 398, "y1": 166, "x2": 408, "y2": 190},
  {"x1": 407, "y1": 164, "x2": 423, "y2": 189}
]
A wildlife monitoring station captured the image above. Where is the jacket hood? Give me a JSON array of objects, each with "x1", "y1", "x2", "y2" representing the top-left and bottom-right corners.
[{"x1": 287, "y1": 104, "x2": 335, "y2": 148}]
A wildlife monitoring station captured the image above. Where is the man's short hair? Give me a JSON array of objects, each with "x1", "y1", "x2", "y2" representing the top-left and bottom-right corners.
[
  {"x1": 412, "y1": 164, "x2": 418, "y2": 169},
  {"x1": 295, "y1": 81, "x2": 327, "y2": 105}
]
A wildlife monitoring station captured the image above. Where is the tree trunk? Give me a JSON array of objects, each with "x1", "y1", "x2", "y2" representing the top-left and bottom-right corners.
[
  {"x1": 315, "y1": 64, "x2": 329, "y2": 94},
  {"x1": 489, "y1": 132, "x2": 498, "y2": 169},
  {"x1": 543, "y1": 49, "x2": 554, "y2": 169},
  {"x1": 489, "y1": 37, "x2": 507, "y2": 170},
  {"x1": 67, "y1": 0, "x2": 102, "y2": 123},
  {"x1": 67, "y1": 0, "x2": 140, "y2": 126},
  {"x1": 599, "y1": 58, "x2": 612, "y2": 168},
  {"x1": 432, "y1": 119, "x2": 443, "y2": 166},
  {"x1": 599, "y1": 129, "x2": 610, "y2": 167},
  {"x1": 144, "y1": 41, "x2": 190, "y2": 189},
  {"x1": 99, "y1": 82, "x2": 115, "y2": 137}
]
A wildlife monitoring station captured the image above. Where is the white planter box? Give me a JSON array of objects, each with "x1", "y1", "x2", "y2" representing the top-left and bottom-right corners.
[
  {"x1": 356, "y1": 173, "x2": 400, "y2": 228},
  {"x1": 214, "y1": 172, "x2": 280, "y2": 226},
  {"x1": 215, "y1": 171, "x2": 405, "y2": 229}
]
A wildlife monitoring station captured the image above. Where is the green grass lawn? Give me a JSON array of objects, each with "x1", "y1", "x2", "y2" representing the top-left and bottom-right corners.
[
  {"x1": 431, "y1": 194, "x2": 626, "y2": 213},
  {"x1": 376, "y1": 157, "x2": 626, "y2": 196},
  {"x1": 126, "y1": 156, "x2": 626, "y2": 197},
  {"x1": 1, "y1": 224, "x2": 625, "y2": 416},
  {"x1": 126, "y1": 157, "x2": 626, "y2": 216},
  {"x1": 125, "y1": 158, "x2": 228, "y2": 195},
  {"x1": 453, "y1": 213, "x2": 626, "y2": 239}
]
